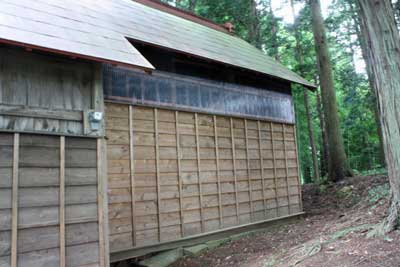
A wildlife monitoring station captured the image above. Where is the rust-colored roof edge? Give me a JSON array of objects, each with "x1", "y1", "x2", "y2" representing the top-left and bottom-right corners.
[
  {"x1": 0, "y1": 38, "x2": 155, "y2": 72},
  {"x1": 132, "y1": 0, "x2": 231, "y2": 34}
]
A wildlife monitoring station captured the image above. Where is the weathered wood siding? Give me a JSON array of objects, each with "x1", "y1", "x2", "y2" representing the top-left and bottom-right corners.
[
  {"x1": 0, "y1": 47, "x2": 102, "y2": 136},
  {"x1": 106, "y1": 103, "x2": 302, "y2": 252},
  {"x1": 0, "y1": 133, "x2": 107, "y2": 267}
]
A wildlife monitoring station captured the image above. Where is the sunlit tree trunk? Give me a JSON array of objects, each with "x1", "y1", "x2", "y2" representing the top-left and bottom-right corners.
[
  {"x1": 348, "y1": 0, "x2": 386, "y2": 167},
  {"x1": 290, "y1": 0, "x2": 320, "y2": 182},
  {"x1": 188, "y1": 0, "x2": 197, "y2": 12},
  {"x1": 248, "y1": 0, "x2": 262, "y2": 48},
  {"x1": 357, "y1": 0, "x2": 400, "y2": 234},
  {"x1": 310, "y1": 0, "x2": 353, "y2": 182}
]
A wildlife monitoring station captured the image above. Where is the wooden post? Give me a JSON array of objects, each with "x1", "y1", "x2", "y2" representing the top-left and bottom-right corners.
[
  {"x1": 194, "y1": 113, "x2": 205, "y2": 232},
  {"x1": 270, "y1": 122, "x2": 279, "y2": 216},
  {"x1": 213, "y1": 116, "x2": 223, "y2": 228},
  {"x1": 154, "y1": 109, "x2": 162, "y2": 241},
  {"x1": 59, "y1": 136, "x2": 66, "y2": 267},
  {"x1": 282, "y1": 125, "x2": 291, "y2": 214},
  {"x1": 11, "y1": 133, "x2": 19, "y2": 267},
  {"x1": 129, "y1": 106, "x2": 136, "y2": 246},
  {"x1": 97, "y1": 138, "x2": 106, "y2": 267},
  {"x1": 230, "y1": 118, "x2": 240, "y2": 223},
  {"x1": 293, "y1": 125, "x2": 303, "y2": 211},
  {"x1": 244, "y1": 119, "x2": 253, "y2": 221},
  {"x1": 175, "y1": 111, "x2": 185, "y2": 237},
  {"x1": 257, "y1": 121, "x2": 267, "y2": 218}
]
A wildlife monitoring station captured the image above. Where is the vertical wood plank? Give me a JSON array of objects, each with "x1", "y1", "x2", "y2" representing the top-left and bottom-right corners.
[
  {"x1": 129, "y1": 106, "x2": 136, "y2": 246},
  {"x1": 244, "y1": 119, "x2": 253, "y2": 221},
  {"x1": 99, "y1": 138, "x2": 110, "y2": 267},
  {"x1": 11, "y1": 133, "x2": 19, "y2": 267},
  {"x1": 92, "y1": 63, "x2": 105, "y2": 136},
  {"x1": 97, "y1": 138, "x2": 106, "y2": 267},
  {"x1": 213, "y1": 116, "x2": 223, "y2": 228},
  {"x1": 270, "y1": 122, "x2": 279, "y2": 215},
  {"x1": 175, "y1": 111, "x2": 185, "y2": 237},
  {"x1": 59, "y1": 136, "x2": 66, "y2": 267},
  {"x1": 154, "y1": 108, "x2": 162, "y2": 241},
  {"x1": 257, "y1": 121, "x2": 267, "y2": 218},
  {"x1": 282, "y1": 125, "x2": 291, "y2": 214},
  {"x1": 194, "y1": 113, "x2": 205, "y2": 232},
  {"x1": 230, "y1": 118, "x2": 240, "y2": 223},
  {"x1": 293, "y1": 125, "x2": 303, "y2": 211}
]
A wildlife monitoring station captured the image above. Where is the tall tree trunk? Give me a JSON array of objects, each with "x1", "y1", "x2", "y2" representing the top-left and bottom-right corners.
[
  {"x1": 290, "y1": 0, "x2": 320, "y2": 182},
  {"x1": 357, "y1": 0, "x2": 400, "y2": 234},
  {"x1": 188, "y1": 0, "x2": 197, "y2": 12},
  {"x1": 310, "y1": 0, "x2": 352, "y2": 182},
  {"x1": 248, "y1": 0, "x2": 261, "y2": 48},
  {"x1": 268, "y1": 1, "x2": 280, "y2": 61},
  {"x1": 348, "y1": 0, "x2": 386, "y2": 167},
  {"x1": 316, "y1": 89, "x2": 329, "y2": 177}
]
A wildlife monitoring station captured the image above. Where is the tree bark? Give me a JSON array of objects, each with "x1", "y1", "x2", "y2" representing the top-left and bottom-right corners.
[
  {"x1": 310, "y1": 0, "x2": 353, "y2": 182},
  {"x1": 316, "y1": 89, "x2": 329, "y2": 178},
  {"x1": 357, "y1": 0, "x2": 400, "y2": 234},
  {"x1": 290, "y1": 0, "x2": 320, "y2": 182},
  {"x1": 268, "y1": 1, "x2": 280, "y2": 61},
  {"x1": 348, "y1": 0, "x2": 386, "y2": 167},
  {"x1": 248, "y1": 0, "x2": 262, "y2": 48},
  {"x1": 188, "y1": 0, "x2": 197, "y2": 12}
]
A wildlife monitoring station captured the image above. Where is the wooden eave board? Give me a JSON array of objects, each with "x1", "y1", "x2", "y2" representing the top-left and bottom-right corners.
[{"x1": 0, "y1": 0, "x2": 315, "y2": 88}]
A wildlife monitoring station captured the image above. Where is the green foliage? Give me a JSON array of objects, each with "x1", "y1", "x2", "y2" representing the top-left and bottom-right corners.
[{"x1": 163, "y1": 0, "x2": 384, "y2": 182}]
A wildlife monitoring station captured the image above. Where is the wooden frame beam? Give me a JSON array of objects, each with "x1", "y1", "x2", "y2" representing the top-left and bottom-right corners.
[
  {"x1": 129, "y1": 106, "x2": 137, "y2": 246},
  {"x1": 244, "y1": 119, "x2": 253, "y2": 221},
  {"x1": 175, "y1": 111, "x2": 185, "y2": 237},
  {"x1": 257, "y1": 121, "x2": 267, "y2": 218},
  {"x1": 59, "y1": 136, "x2": 66, "y2": 267},
  {"x1": 213, "y1": 115, "x2": 223, "y2": 228},
  {"x1": 194, "y1": 113, "x2": 205, "y2": 232},
  {"x1": 230, "y1": 118, "x2": 240, "y2": 223},
  {"x1": 11, "y1": 133, "x2": 19, "y2": 267}
]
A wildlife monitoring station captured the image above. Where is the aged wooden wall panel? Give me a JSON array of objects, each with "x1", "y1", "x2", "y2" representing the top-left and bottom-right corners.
[
  {"x1": 106, "y1": 103, "x2": 302, "y2": 253},
  {"x1": 0, "y1": 133, "x2": 107, "y2": 267},
  {"x1": 0, "y1": 48, "x2": 103, "y2": 136}
]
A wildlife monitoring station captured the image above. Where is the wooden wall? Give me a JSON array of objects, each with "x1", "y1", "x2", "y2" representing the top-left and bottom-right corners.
[
  {"x1": 0, "y1": 133, "x2": 107, "y2": 267},
  {"x1": 106, "y1": 103, "x2": 302, "y2": 253},
  {"x1": 0, "y1": 47, "x2": 103, "y2": 136}
]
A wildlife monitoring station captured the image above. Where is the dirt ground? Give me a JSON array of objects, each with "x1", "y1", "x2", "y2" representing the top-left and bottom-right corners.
[{"x1": 171, "y1": 175, "x2": 400, "y2": 267}]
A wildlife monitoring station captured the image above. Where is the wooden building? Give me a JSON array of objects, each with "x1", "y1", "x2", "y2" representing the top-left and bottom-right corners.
[{"x1": 0, "y1": 0, "x2": 315, "y2": 266}]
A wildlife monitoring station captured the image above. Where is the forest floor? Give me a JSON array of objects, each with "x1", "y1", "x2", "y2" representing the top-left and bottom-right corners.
[{"x1": 171, "y1": 174, "x2": 400, "y2": 267}]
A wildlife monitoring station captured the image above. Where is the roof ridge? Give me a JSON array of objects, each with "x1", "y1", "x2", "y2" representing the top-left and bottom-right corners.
[{"x1": 132, "y1": 0, "x2": 231, "y2": 34}]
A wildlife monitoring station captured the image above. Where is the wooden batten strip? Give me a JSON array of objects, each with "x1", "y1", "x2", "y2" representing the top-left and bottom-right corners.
[
  {"x1": 175, "y1": 111, "x2": 185, "y2": 237},
  {"x1": 194, "y1": 113, "x2": 205, "y2": 232},
  {"x1": 230, "y1": 118, "x2": 240, "y2": 223},
  {"x1": 282, "y1": 125, "x2": 291, "y2": 214},
  {"x1": 293, "y1": 125, "x2": 304, "y2": 211},
  {"x1": 244, "y1": 120, "x2": 253, "y2": 221},
  {"x1": 270, "y1": 122, "x2": 279, "y2": 215},
  {"x1": 129, "y1": 106, "x2": 136, "y2": 246},
  {"x1": 59, "y1": 136, "x2": 66, "y2": 267},
  {"x1": 154, "y1": 109, "x2": 162, "y2": 241},
  {"x1": 213, "y1": 116, "x2": 223, "y2": 228},
  {"x1": 257, "y1": 121, "x2": 267, "y2": 218},
  {"x1": 97, "y1": 139, "x2": 106, "y2": 267},
  {"x1": 11, "y1": 133, "x2": 19, "y2": 267}
]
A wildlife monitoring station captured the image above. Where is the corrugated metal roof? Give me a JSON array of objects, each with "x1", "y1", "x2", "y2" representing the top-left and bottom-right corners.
[{"x1": 0, "y1": 0, "x2": 315, "y2": 88}]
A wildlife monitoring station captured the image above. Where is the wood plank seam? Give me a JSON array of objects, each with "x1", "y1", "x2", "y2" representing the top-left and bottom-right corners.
[
  {"x1": 213, "y1": 115, "x2": 223, "y2": 228},
  {"x1": 257, "y1": 121, "x2": 267, "y2": 219},
  {"x1": 60, "y1": 136, "x2": 66, "y2": 267},
  {"x1": 97, "y1": 138, "x2": 106, "y2": 267},
  {"x1": 11, "y1": 133, "x2": 19, "y2": 267},
  {"x1": 230, "y1": 118, "x2": 240, "y2": 223},
  {"x1": 194, "y1": 113, "x2": 205, "y2": 233},
  {"x1": 154, "y1": 108, "x2": 162, "y2": 242},
  {"x1": 244, "y1": 119, "x2": 253, "y2": 222},
  {"x1": 283, "y1": 125, "x2": 291, "y2": 214},
  {"x1": 129, "y1": 106, "x2": 136, "y2": 246},
  {"x1": 270, "y1": 122, "x2": 279, "y2": 216},
  {"x1": 175, "y1": 111, "x2": 185, "y2": 237}
]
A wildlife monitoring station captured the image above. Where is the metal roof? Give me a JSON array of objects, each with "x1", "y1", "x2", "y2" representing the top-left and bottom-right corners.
[{"x1": 0, "y1": 0, "x2": 315, "y2": 88}]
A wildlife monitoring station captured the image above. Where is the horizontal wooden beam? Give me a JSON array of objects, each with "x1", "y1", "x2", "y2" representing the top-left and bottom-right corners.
[
  {"x1": 0, "y1": 104, "x2": 83, "y2": 121},
  {"x1": 110, "y1": 212, "x2": 304, "y2": 263}
]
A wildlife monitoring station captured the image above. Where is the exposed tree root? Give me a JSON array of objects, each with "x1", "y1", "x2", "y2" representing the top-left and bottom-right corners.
[{"x1": 368, "y1": 196, "x2": 400, "y2": 237}]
